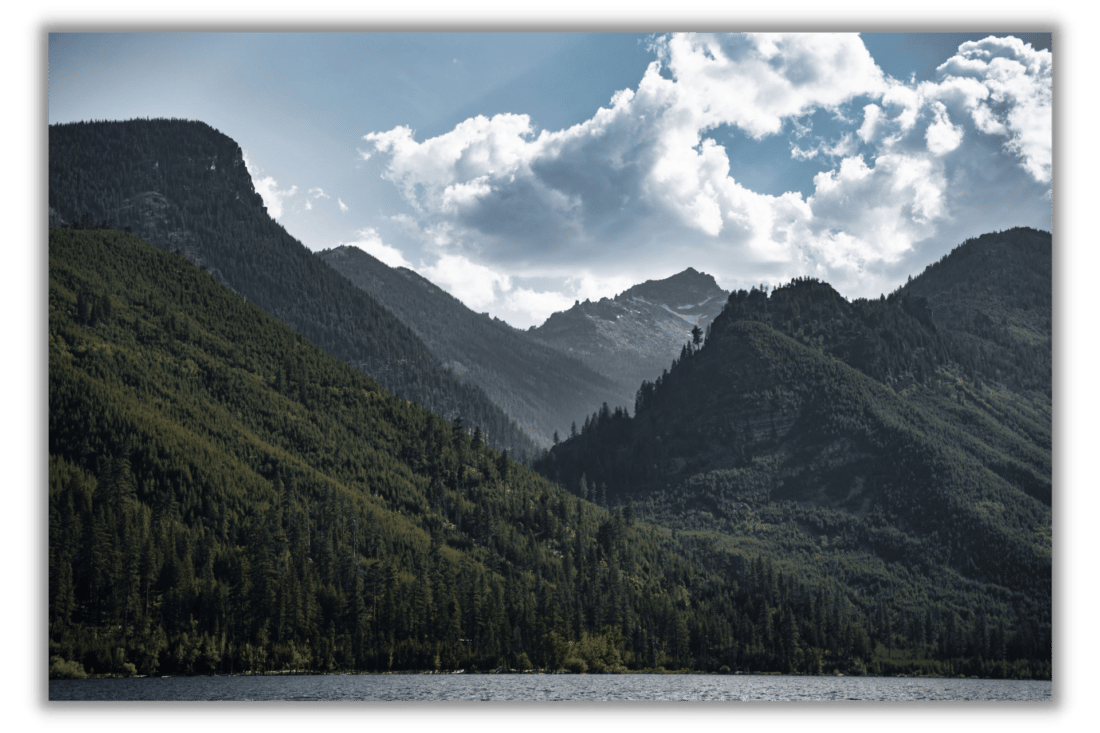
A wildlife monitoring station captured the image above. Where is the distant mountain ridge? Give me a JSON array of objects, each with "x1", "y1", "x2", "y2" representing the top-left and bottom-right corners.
[
  {"x1": 318, "y1": 244, "x2": 626, "y2": 446},
  {"x1": 531, "y1": 267, "x2": 729, "y2": 394}
]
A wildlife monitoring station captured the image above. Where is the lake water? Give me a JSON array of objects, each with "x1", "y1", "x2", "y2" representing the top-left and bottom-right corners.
[{"x1": 49, "y1": 673, "x2": 1052, "y2": 701}]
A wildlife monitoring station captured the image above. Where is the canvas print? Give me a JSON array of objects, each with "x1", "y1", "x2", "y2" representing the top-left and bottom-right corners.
[{"x1": 47, "y1": 31, "x2": 1051, "y2": 701}]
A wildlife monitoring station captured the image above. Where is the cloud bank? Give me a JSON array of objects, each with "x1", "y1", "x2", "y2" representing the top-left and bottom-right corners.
[{"x1": 359, "y1": 33, "x2": 1051, "y2": 327}]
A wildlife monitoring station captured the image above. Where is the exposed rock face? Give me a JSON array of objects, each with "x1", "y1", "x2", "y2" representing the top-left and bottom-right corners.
[{"x1": 531, "y1": 267, "x2": 729, "y2": 395}]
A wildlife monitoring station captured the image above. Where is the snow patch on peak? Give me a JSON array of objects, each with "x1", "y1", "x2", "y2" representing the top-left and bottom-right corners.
[
  {"x1": 660, "y1": 303, "x2": 702, "y2": 326},
  {"x1": 675, "y1": 296, "x2": 715, "y2": 311}
]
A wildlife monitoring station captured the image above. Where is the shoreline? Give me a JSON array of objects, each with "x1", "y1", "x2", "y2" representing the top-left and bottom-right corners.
[{"x1": 52, "y1": 668, "x2": 1042, "y2": 682}]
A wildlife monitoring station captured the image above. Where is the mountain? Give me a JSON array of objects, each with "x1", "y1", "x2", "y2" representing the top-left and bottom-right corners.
[
  {"x1": 50, "y1": 226, "x2": 977, "y2": 678},
  {"x1": 47, "y1": 226, "x2": 685, "y2": 676},
  {"x1": 47, "y1": 118, "x2": 538, "y2": 458},
  {"x1": 536, "y1": 230, "x2": 1051, "y2": 678},
  {"x1": 531, "y1": 267, "x2": 729, "y2": 394},
  {"x1": 900, "y1": 227, "x2": 1051, "y2": 394},
  {"x1": 318, "y1": 245, "x2": 626, "y2": 446},
  {"x1": 45, "y1": 119, "x2": 1051, "y2": 680}
]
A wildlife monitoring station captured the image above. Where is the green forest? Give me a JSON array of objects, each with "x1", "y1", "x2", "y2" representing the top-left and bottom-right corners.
[
  {"x1": 49, "y1": 227, "x2": 1049, "y2": 680},
  {"x1": 534, "y1": 234, "x2": 1051, "y2": 681}
]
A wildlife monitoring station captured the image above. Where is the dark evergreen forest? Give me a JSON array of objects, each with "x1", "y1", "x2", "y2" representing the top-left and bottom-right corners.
[
  {"x1": 536, "y1": 229, "x2": 1051, "y2": 681},
  {"x1": 48, "y1": 228, "x2": 1049, "y2": 680}
]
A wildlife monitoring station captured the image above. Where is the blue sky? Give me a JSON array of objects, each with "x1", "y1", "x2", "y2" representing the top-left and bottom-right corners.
[{"x1": 48, "y1": 31, "x2": 1052, "y2": 328}]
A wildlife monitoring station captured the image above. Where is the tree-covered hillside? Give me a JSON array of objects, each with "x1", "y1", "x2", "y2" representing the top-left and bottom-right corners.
[
  {"x1": 49, "y1": 228, "x2": 1049, "y2": 680},
  {"x1": 48, "y1": 119, "x2": 538, "y2": 458},
  {"x1": 536, "y1": 233, "x2": 1051, "y2": 679},
  {"x1": 900, "y1": 227, "x2": 1051, "y2": 393}
]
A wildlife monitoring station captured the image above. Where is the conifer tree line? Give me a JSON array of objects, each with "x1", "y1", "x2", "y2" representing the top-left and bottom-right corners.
[{"x1": 48, "y1": 228, "x2": 1048, "y2": 680}]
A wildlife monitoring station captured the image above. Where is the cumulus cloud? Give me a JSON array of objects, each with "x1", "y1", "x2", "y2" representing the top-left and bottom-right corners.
[
  {"x1": 362, "y1": 34, "x2": 885, "y2": 263},
  {"x1": 346, "y1": 228, "x2": 414, "y2": 269},
  {"x1": 800, "y1": 151, "x2": 950, "y2": 289},
  {"x1": 791, "y1": 131, "x2": 860, "y2": 161},
  {"x1": 491, "y1": 272, "x2": 640, "y2": 328},
  {"x1": 419, "y1": 254, "x2": 513, "y2": 312},
  {"x1": 504, "y1": 287, "x2": 576, "y2": 324},
  {"x1": 857, "y1": 103, "x2": 883, "y2": 143},
  {"x1": 924, "y1": 102, "x2": 965, "y2": 156},
  {"x1": 934, "y1": 35, "x2": 1052, "y2": 183},
  {"x1": 243, "y1": 151, "x2": 297, "y2": 220},
  {"x1": 360, "y1": 33, "x2": 1051, "y2": 322},
  {"x1": 338, "y1": 198, "x2": 349, "y2": 213}
]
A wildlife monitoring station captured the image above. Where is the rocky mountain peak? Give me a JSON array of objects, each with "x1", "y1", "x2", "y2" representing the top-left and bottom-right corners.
[{"x1": 620, "y1": 267, "x2": 726, "y2": 309}]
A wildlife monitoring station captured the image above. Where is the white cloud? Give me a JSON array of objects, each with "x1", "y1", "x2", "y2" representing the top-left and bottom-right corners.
[
  {"x1": 419, "y1": 254, "x2": 513, "y2": 312},
  {"x1": 338, "y1": 198, "x2": 349, "y2": 213},
  {"x1": 503, "y1": 287, "x2": 576, "y2": 328},
  {"x1": 345, "y1": 228, "x2": 414, "y2": 270},
  {"x1": 242, "y1": 151, "x2": 297, "y2": 220},
  {"x1": 364, "y1": 115, "x2": 537, "y2": 214},
  {"x1": 924, "y1": 101, "x2": 964, "y2": 156},
  {"x1": 359, "y1": 33, "x2": 889, "y2": 265},
  {"x1": 651, "y1": 32, "x2": 887, "y2": 139},
  {"x1": 359, "y1": 33, "x2": 1051, "y2": 324},
  {"x1": 790, "y1": 131, "x2": 859, "y2": 161},
  {"x1": 879, "y1": 81, "x2": 923, "y2": 135},
  {"x1": 567, "y1": 272, "x2": 638, "y2": 304},
  {"x1": 804, "y1": 152, "x2": 948, "y2": 276},
  {"x1": 935, "y1": 35, "x2": 1052, "y2": 183},
  {"x1": 857, "y1": 103, "x2": 883, "y2": 143}
]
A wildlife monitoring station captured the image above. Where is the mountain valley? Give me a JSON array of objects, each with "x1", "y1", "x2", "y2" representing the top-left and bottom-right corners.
[{"x1": 318, "y1": 244, "x2": 624, "y2": 447}]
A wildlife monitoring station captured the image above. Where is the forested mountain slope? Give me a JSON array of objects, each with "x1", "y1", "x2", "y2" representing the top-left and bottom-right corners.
[
  {"x1": 48, "y1": 118, "x2": 537, "y2": 458},
  {"x1": 48, "y1": 228, "x2": 1048, "y2": 679},
  {"x1": 536, "y1": 236, "x2": 1051, "y2": 678},
  {"x1": 318, "y1": 244, "x2": 625, "y2": 446},
  {"x1": 900, "y1": 227, "x2": 1051, "y2": 393}
]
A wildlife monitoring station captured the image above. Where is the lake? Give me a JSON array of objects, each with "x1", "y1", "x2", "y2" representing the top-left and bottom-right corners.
[{"x1": 49, "y1": 673, "x2": 1052, "y2": 701}]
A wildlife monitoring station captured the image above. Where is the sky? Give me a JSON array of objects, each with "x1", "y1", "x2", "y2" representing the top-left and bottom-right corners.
[{"x1": 48, "y1": 31, "x2": 1052, "y2": 329}]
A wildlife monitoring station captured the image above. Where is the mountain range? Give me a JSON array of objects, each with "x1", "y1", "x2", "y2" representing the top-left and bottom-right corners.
[
  {"x1": 48, "y1": 119, "x2": 538, "y2": 458},
  {"x1": 47, "y1": 118, "x2": 1051, "y2": 680},
  {"x1": 317, "y1": 244, "x2": 625, "y2": 447},
  {"x1": 48, "y1": 118, "x2": 737, "y2": 452}
]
